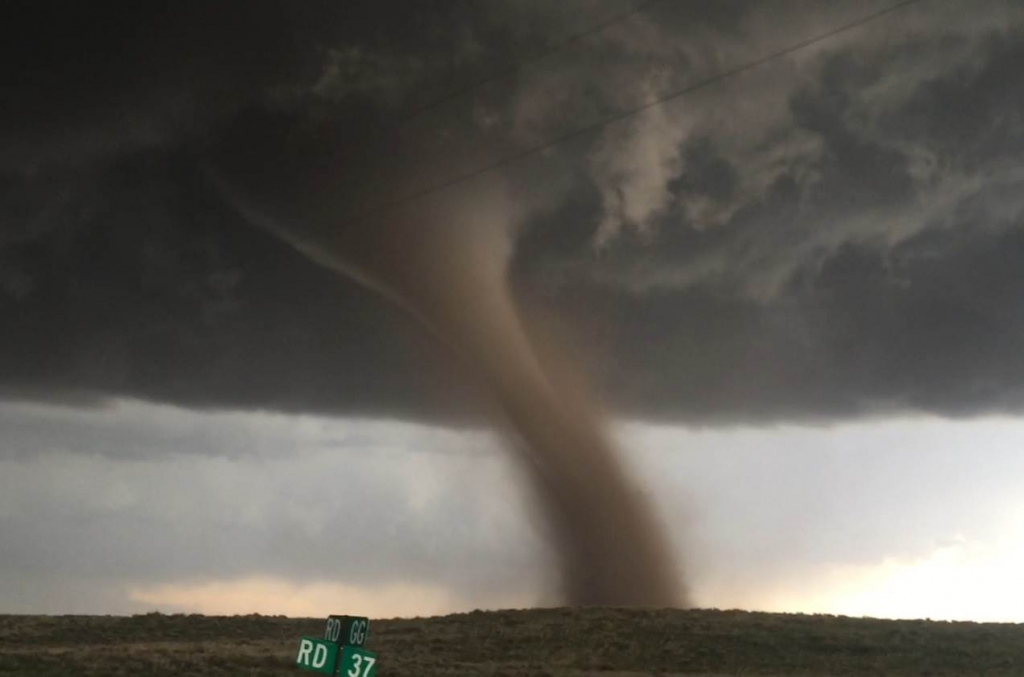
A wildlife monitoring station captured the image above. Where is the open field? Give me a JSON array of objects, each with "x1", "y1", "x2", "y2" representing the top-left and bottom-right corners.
[{"x1": 1, "y1": 607, "x2": 1022, "y2": 676}]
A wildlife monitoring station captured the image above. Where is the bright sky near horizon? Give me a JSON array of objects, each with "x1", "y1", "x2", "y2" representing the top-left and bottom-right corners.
[{"x1": 2, "y1": 398, "x2": 1022, "y2": 623}]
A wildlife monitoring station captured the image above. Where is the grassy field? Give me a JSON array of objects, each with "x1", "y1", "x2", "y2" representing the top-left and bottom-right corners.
[{"x1": 1, "y1": 607, "x2": 1022, "y2": 676}]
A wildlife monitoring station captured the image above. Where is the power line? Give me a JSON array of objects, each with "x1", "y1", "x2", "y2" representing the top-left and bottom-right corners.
[
  {"x1": 386, "y1": 0, "x2": 665, "y2": 129},
  {"x1": 349, "y1": 0, "x2": 931, "y2": 221}
]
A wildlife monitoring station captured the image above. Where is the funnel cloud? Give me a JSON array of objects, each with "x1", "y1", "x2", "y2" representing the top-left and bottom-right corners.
[{"x1": 203, "y1": 155, "x2": 684, "y2": 605}]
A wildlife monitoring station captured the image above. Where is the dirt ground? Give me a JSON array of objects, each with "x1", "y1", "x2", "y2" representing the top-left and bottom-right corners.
[{"x1": 2, "y1": 606, "x2": 1022, "y2": 676}]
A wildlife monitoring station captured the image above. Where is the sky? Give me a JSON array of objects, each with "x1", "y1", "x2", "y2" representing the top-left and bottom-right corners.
[
  {"x1": 2, "y1": 0, "x2": 1024, "y2": 621},
  {"x1": 3, "y1": 397, "x2": 1024, "y2": 621}
]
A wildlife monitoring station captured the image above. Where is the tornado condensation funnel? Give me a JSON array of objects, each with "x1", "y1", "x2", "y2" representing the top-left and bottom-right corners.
[{"x1": 205, "y1": 158, "x2": 686, "y2": 607}]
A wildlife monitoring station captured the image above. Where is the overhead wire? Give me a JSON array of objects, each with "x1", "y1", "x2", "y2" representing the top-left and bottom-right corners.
[
  {"x1": 343, "y1": 0, "x2": 933, "y2": 221},
  {"x1": 383, "y1": 0, "x2": 667, "y2": 129}
]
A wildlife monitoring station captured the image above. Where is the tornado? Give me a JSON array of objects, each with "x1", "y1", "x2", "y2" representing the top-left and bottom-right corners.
[
  {"x1": 204, "y1": 132, "x2": 686, "y2": 609},
  {"x1": 6, "y1": 0, "x2": 688, "y2": 608}
]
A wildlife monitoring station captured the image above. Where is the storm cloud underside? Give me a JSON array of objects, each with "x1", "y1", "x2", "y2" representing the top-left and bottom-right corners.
[{"x1": 2, "y1": 0, "x2": 1022, "y2": 424}]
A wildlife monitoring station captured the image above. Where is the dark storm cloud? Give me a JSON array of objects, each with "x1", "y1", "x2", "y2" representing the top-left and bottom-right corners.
[
  {"x1": 539, "y1": 216, "x2": 1024, "y2": 425},
  {"x1": 0, "y1": 154, "x2": 485, "y2": 421},
  {"x1": 2, "y1": 0, "x2": 1024, "y2": 425},
  {"x1": 511, "y1": 1, "x2": 1024, "y2": 423}
]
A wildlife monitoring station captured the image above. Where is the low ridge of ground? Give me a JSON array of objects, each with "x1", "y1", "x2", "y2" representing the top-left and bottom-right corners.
[{"x1": 1, "y1": 606, "x2": 1022, "y2": 676}]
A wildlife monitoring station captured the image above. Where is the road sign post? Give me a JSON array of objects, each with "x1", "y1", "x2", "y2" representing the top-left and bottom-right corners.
[
  {"x1": 294, "y1": 613, "x2": 377, "y2": 676},
  {"x1": 294, "y1": 637, "x2": 339, "y2": 674},
  {"x1": 339, "y1": 645, "x2": 378, "y2": 677},
  {"x1": 325, "y1": 615, "x2": 369, "y2": 647}
]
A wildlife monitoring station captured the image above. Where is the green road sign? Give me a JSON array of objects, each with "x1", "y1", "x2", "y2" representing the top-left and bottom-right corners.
[
  {"x1": 324, "y1": 615, "x2": 369, "y2": 647},
  {"x1": 295, "y1": 636, "x2": 339, "y2": 674},
  {"x1": 339, "y1": 646, "x2": 378, "y2": 677}
]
